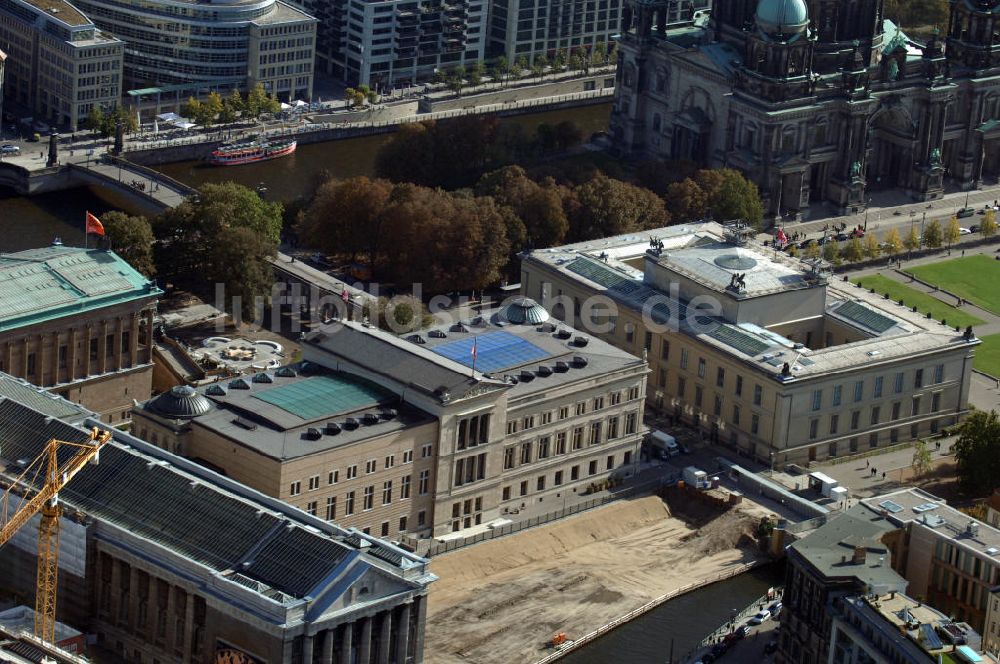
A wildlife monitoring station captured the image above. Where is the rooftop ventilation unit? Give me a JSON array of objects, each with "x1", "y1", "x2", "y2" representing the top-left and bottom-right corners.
[
  {"x1": 429, "y1": 329, "x2": 447, "y2": 338},
  {"x1": 967, "y1": 521, "x2": 980, "y2": 537},
  {"x1": 362, "y1": 413, "x2": 380, "y2": 425},
  {"x1": 232, "y1": 417, "x2": 257, "y2": 431},
  {"x1": 229, "y1": 377, "x2": 252, "y2": 390},
  {"x1": 344, "y1": 417, "x2": 359, "y2": 430},
  {"x1": 921, "y1": 514, "x2": 947, "y2": 528},
  {"x1": 325, "y1": 422, "x2": 342, "y2": 435},
  {"x1": 536, "y1": 365, "x2": 553, "y2": 377},
  {"x1": 554, "y1": 361, "x2": 570, "y2": 373},
  {"x1": 519, "y1": 370, "x2": 535, "y2": 382},
  {"x1": 986, "y1": 547, "x2": 999, "y2": 556},
  {"x1": 450, "y1": 323, "x2": 469, "y2": 333},
  {"x1": 275, "y1": 366, "x2": 297, "y2": 378},
  {"x1": 380, "y1": 409, "x2": 398, "y2": 420},
  {"x1": 572, "y1": 336, "x2": 590, "y2": 347},
  {"x1": 305, "y1": 427, "x2": 322, "y2": 440},
  {"x1": 556, "y1": 329, "x2": 572, "y2": 340},
  {"x1": 407, "y1": 334, "x2": 427, "y2": 344},
  {"x1": 252, "y1": 372, "x2": 274, "y2": 383},
  {"x1": 539, "y1": 323, "x2": 556, "y2": 332},
  {"x1": 571, "y1": 355, "x2": 589, "y2": 368}
]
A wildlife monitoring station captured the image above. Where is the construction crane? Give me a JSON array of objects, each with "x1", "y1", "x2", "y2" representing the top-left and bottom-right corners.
[{"x1": 0, "y1": 427, "x2": 111, "y2": 643}]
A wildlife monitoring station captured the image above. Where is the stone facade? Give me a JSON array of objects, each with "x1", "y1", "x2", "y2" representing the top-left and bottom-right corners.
[{"x1": 610, "y1": 0, "x2": 1000, "y2": 218}]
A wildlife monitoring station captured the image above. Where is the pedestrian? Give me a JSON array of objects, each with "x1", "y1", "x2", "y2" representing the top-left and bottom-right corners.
[
  {"x1": 882, "y1": 471, "x2": 886, "y2": 480},
  {"x1": 866, "y1": 459, "x2": 869, "y2": 468},
  {"x1": 962, "y1": 250, "x2": 966, "y2": 257}
]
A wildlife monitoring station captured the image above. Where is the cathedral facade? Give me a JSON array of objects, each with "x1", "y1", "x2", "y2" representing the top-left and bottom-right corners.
[{"x1": 609, "y1": 0, "x2": 1000, "y2": 218}]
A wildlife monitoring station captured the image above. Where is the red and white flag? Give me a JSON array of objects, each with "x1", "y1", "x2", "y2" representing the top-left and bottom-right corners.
[
  {"x1": 776, "y1": 227, "x2": 787, "y2": 245},
  {"x1": 341, "y1": 288, "x2": 349, "y2": 303},
  {"x1": 471, "y1": 338, "x2": 478, "y2": 361},
  {"x1": 85, "y1": 211, "x2": 105, "y2": 237}
]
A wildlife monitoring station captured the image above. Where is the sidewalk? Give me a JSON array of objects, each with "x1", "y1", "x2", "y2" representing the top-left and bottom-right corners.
[{"x1": 812, "y1": 436, "x2": 956, "y2": 498}]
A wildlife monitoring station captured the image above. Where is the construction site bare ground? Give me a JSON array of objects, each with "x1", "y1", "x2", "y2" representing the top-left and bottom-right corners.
[{"x1": 425, "y1": 493, "x2": 771, "y2": 664}]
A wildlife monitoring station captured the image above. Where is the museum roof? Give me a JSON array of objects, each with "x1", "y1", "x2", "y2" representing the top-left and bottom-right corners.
[
  {"x1": 304, "y1": 311, "x2": 645, "y2": 405},
  {"x1": 0, "y1": 373, "x2": 93, "y2": 424},
  {"x1": 788, "y1": 504, "x2": 906, "y2": 593},
  {"x1": 523, "y1": 222, "x2": 978, "y2": 383},
  {"x1": 0, "y1": 246, "x2": 160, "y2": 333},
  {"x1": 0, "y1": 389, "x2": 432, "y2": 606},
  {"x1": 142, "y1": 365, "x2": 435, "y2": 461},
  {"x1": 860, "y1": 488, "x2": 1000, "y2": 561}
]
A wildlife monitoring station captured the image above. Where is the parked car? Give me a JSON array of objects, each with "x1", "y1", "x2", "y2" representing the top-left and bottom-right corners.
[
  {"x1": 957, "y1": 207, "x2": 976, "y2": 218},
  {"x1": 970, "y1": 225, "x2": 980, "y2": 233},
  {"x1": 768, "y1": 600, "x2": 783, "y2": 615},
  {"x1": 960, "y1": 227, "x2": 972, "y2": 235},
  {"x1": 0, "y1": 144, "x2": 19, "y2": 154},
  {"x1": 748, "y1": 609, "x2": 772, "y2": 625},
  {"x1": 836, "y1": 232, "x2": 850, "y2": 241},
  {"x1": 764, "y1": 639, "x2": 779, "y2": 654}
]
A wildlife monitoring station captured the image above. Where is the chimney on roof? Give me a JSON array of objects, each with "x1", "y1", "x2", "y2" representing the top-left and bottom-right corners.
[{"x1": 853, "y1": 545, "x2": 867, "y2": 565}]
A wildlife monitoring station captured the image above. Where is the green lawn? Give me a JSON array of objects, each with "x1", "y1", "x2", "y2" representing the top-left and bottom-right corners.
[
  {"x1": 973, "y1": 333, "x2": 1000, "y2": 376},
  {"x1": 852, "y1": 274, "x2": 984, "y2": 328},
  {"x1": 908, "y1": 254, "x2": 1000, "y2": 315}
]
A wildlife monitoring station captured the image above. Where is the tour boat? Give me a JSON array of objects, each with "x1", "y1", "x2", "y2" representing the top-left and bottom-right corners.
[{"x1": 207, "y1": 137, "x2": 296, "y2": 166}]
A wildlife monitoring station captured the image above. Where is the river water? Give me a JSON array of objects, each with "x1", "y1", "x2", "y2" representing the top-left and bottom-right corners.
[
  {"x1": 1, "y1": 103, "x2": 612, "y2": 252},
  {"x1": 559, "y1": 563, "x2": 783, "y2": 664}
]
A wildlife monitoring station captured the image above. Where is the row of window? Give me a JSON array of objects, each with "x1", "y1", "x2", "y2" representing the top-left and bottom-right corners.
[
  {"x1": 505, "y1": 385, "x2": 641, "y2": 436},
  {"x1": 807, "y1": 393, "x2": 943, "y2": 439},
  {"x1": 288, "y1": 444, "x2": 433, "y2": 495},
  {"x1": 810, "y1": 366, "x2": 946, "y2": 412},
  {"x1": 503, "y1": 412, "x2": 639, "y2": 470},
  {"x1": 499, "y1": 451, "x2": 631, "y2": 502},
  {"x1": 301, "y1": 471, "x2": 430, "y2": 517}
]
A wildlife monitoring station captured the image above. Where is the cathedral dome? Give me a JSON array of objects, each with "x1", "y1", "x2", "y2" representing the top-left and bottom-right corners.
[
  {"x1": 147, "y1": 384, "x2": 212, "y2": 418},
  {"x1": 755, "y1": 0, "x2": 809, "y2": 36}
]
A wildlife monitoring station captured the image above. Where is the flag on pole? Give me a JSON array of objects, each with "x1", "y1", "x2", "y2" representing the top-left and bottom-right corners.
[
  {"x1": 341, "y1": 288, "x2": 350, "y2": 303},
  {"x1": 85, "y1": 212, "x2": 105, "y2": 237},
  {"x1": 470, "y1": 337, "x2": 478, "y2": 376},
  {"x1": 776, "y1": 227, "x2": 787, "y2": 246}
]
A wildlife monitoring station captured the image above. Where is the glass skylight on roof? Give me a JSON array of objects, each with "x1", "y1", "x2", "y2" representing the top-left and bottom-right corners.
[
  {"x1": 566, "y1": 256, "x2": 631, "y2": 289},
  {"x1": 432, "y1": 331, "x2": 550, "y2": 373},
  {"x1": 836, "y1": 301, "x2": 896, "y2": 333},
  {"x1": 912, "y1": 502, "x2": 939, "y2": 513},
  {"x1": 878, "y1": 499, "x2": 904, "y2": 513},
  {"x1": 253, "y1": 375, "x2": 390, "y2": 420},
  {"x1": 710, "y1": 325, "x2": 771, "y2": 357}
]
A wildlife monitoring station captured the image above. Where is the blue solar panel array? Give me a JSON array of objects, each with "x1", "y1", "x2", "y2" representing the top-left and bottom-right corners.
[{"x1": 432, "y1": 331, "x2": 550, "y2": 372}]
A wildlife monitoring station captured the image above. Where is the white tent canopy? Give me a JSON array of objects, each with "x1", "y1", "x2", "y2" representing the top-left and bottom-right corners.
[
  {"x1": 280, "y1": 102, "x2": 292, "y2": 110},
  {"x1": 293, "y1": 99, "x2": 308, "y2": 107},
  {"x1": 157, "y1": 112, "x2": 181, "y2": 122},
  {"x1": 171, "y1": 120, "x2": 196, "y2": 130}
]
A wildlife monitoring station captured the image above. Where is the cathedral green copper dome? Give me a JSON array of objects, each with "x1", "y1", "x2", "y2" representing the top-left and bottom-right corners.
[{"x1": 755, "y1": 0, "x2": 809, "y2": 35}]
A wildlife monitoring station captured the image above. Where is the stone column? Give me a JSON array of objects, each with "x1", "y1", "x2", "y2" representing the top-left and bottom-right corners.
[
  {"x1": 128, "y1": 564, "x2": 140, "y2": 632},
  {"x1": 359, "y1": 616, "x2": 372, "y2": 664},
  {"x1": 302, "y1": 633, "x2": 314, "y2": 664},
  {"x1": 395, "y1": 604, "x2": 411, "y2": 664},
  {"x1": 164, "y1": 585, "x2": 176, "y2": 648},
  {"x1": 340, "y1": 622, "x2": 353, "y2": 664},
  {"x1": 377, "y1": 611, "x2": 391, "y2": 664},
  {"x1": 130, "y1": 313, "x2": 140, "y2": 367},
  {"x1": 182, "y1": 590, "x2": 195, "y2": 663},
  {"x1": 115, "y1": 317, "x2": 124, "y2": 371},
  {"x1": 321, "y1": 628, "x2": 335, "y2": 664},
  {"x1": 67, "y1": 327, "x2": 77, "y2": 382},
  {"x1": 21, "y1": 337, "x2": 29, "y2": 378},
  {"x1": 100, "y1": 320, "x2": 109, "y2": 374},
  {"x1": 109, "y1": 559, "x2": 122, "y2": 626},
  {"x1": 412, "y1": 597, "x2": 426, "y2": 664},
  {"x1": 3, "y1": 341, "x2": 11, "y2": 375},
  {"x1": 145, "y1": 307, "x2": 155, "y2": 363}
]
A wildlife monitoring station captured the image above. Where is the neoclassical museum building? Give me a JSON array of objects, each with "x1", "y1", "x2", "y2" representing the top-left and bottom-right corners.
[{"x1": 609, "y1": 0, "x2": 1000, "y2": 218}]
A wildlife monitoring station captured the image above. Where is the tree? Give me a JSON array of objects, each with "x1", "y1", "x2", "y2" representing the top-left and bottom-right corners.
[
  {"x1": 154, "y1": 183, "x2": 282, "y2": 317},
  {"x1": 803, "y1": 240, "x2": 821, "y2": 259},
  {"x1": 695, "y1": 168, "x2": 764, "y2": 231},
  {"x1": 911, "y1": 440, "x2": 933, "y2": 479},
  {"x1": 982, "y1": 209, "x2": 998, "y2": 237},
  {"x1": 449, "y1": 65, "x2": 467, "y2": 96},
  {"x1": 863, "y1": 232, "x2": 881, "y2": 259},
  {"x1": 84, "y1": 106, "x2": 105, "y2": 134},
  {"x1": 513, "y1": 55, "x2": 529, "y2": 79},
  {"x1": 953, "y1": 409, "x2": 1000, "y2": 494},
  {"x1": 884, "y1": 226, "x2": 904, "y2": 256},
  {"x1": 220, "y1": 89, "x2": 243, "y2": 124},
  {"x1": 296, "y1": 176, "x2": 393, "y2": 270},
  {"x1": 468, "y1": 61, "x2": 485, "y2": 87},
  {"x1": 533, "y1": 54, "x2": 549, "y2": 78},
  {"x1": 180, "y1": 97, "x2": 201, "y2": 121},
  {"x1": 822, "y1": 240, "x2": 841, "y2": 265},
  {"x1": 905, "y1": 225, "x2": 921, "y2": 251},
  {"x1": 593, "y1": 41, "x2": 607, "y2": 65},
  {"x1": 924, "y1": 218, "x2": 943, "y2": 248},
  {"x1": 553, "y1": 48, "x2": 567, "y2": 72},
  {"x1": 665, "y1": 178, "x2": 708, "y2": 222},
  {"x1": 843, "y1": 236, "x2": 865, "y2": 262},
  {"x1": 944, "y1": 215, "x2": 962, "y2": 249},
  {"x1": 197, "y1": 91, "x2": 224, "y2": 127},
  {"x1": 363, "y1": 295, "x2": 432, "y2": 333},
  {"x1": 244, "y1": 83, "x2": 270, "y2": 119},
  {"x1": 571, "y1": 174, "x2": 670, "y2": 240},
  {"x1": 786, "y1": 244, "x2": 799, "y2": 257},
  {"x1": 102, "y1": 211, "x2": 156, "y2": 277},
  {"x1": 98, "y1": 105, "x2": 138, "y2": 137},
  {"x1": 492, "y1": 55, "x2": 510, "y2": 86}
]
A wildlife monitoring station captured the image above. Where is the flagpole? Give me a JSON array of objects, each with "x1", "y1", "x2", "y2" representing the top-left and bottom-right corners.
[{"x1": 84, "y1": 212, "x2": 87, "y2": 250}]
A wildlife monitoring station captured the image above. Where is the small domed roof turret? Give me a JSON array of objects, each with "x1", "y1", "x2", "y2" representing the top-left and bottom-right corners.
[
  {"x1": 755, "y1": 0, "x2": 809, "y2": 36},
  {"x1": 147, "y1": 384, "x2": 212, "y2": 418},
  {"x1": 496, "y1": 297, "x2": 551, "y2": 325}
]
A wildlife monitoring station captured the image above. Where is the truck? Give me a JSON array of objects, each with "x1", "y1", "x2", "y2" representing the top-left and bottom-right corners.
[
  {"x1": 683, "y1": 466, "x2": 708, "y2": 489},
  {"x1": 649, "y1": 430, "x2": 680, "y2": 460}
]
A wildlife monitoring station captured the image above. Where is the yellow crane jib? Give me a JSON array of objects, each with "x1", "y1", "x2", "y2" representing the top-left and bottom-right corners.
[{"x1": 0, "y1": 427, "x2": 111, "y2": 643}]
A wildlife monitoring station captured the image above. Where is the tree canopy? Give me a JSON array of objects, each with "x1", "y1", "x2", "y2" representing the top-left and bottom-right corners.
[
  {"x1": 953, "y1": 409, "x2": 1000, "y2": 495},
  {"x1": 102, "y1": 211, "x2": 156, "y2": 277}
]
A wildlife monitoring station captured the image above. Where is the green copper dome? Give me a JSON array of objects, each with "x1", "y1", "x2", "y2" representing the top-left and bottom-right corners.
[{"x1": 755, "y1": 0, "x2": 809, "y2": 35}]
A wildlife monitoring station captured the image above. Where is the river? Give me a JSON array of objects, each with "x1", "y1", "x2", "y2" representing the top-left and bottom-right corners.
[
  {"x1": 0, "y1": 103, "x2": 612, "y2": 252},
  {"x1": 559, "y1": 562, "x2": 783, "y2": 664}
]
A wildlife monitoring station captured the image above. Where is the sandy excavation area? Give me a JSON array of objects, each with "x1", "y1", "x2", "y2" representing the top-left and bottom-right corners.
[{"x1": 425, "y1": 493, "x2": 771, "y2": 664}]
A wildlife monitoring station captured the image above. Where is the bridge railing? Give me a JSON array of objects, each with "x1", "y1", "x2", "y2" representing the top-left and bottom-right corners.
[{"x1": 101, "y1": 155, "x2": 197, "y2": 197}]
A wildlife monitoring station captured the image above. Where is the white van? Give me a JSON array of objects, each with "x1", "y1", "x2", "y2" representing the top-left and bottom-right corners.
[{"x1": 649, "y1": 430, "x2": 680, "y2": 459}]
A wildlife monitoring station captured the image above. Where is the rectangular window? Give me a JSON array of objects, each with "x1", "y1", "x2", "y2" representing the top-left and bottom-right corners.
[
  {"x1": 308, "y1": 475, "x2": 320, "y2": 491},
  {"x1": 854, "y1": 381, "x2": 863, "y2": 402},
  {"x1": 27, "y1": 353, "x2": 36, "y2": 376},
  {"x1": 345, "y1": 491, "x2": 355, "y2": 515},
  {"x1": 519, "y1": 480, "x2": 528, "y2": 496},
  {"x1": 90, "y1": 338, "x2": 98, "y2": 361},
  {"x1": 363, "y1": 486, "x2": 374, "y2": 511},
  {"x1": 735, "y1": 375, "x2": 743, "y2": 396},
  {"x1": 661, "y1": 339, "x2": 670, "y2": 359},
  {"x1": 680, "y1": 348, "x2": 689, "y2": 369},
  {"x1": 365, "y1": 459, "x2": 377, "y2": 474},
  {"x1": 644, "y1": 331, "x2": 653, "y2": 350},
  {"x1": 753, "y1": 384, "x2": 762, "y2": 406},
  {"x1": 851, "y1": 410, "x2": 860, "y2": 430},
  {"x1": 571, "y1": 465, "x2": 580, "y2": 481},
  {"x1": 541, "y1": 411, "x2": 553, "y2": 424},
  {"x1": 504, "y1": 446, "x2": 516, "y2": 469},
  {"x1": 403, "y1": 450, "x2": 413, "y2": 464},
  {"x1": 677, "y1": 376, "x2": 686, "y2": 398},
  {"x1": 832, "y1": 385, "x2": 842, "y2": 407},
  {"x1": 873, "y1": 376, "x2": 883, "y2": 398},
  {"x1": 931, "y1": 392, "x2": 941, "y2": 412},
  {"x1": 382, "y1": 481, "x2": 392, "y2": 505},
  {"x1": 537, "y1": 476, "x2": 546, "y2": 491},
  {"x1": 328, "y1": 470, "x2": 339, "y2": 485},
  {"x1": 891, "y1": 401, "x2": 901, "y2": 420},
  {"x1": 870, "y1": 406, "x2": 880, "y2": 425},
  {"x1": 589, "y1": 421, "x2": 602, "y2": 445},
  {"x1": 58, "y1": 345, "x2": 68, "y2": 369},
  {"x1": 520, "y1": 442, "x2": 532, "y2": 464},
  {"x1": 829, "y1": 414, "x2": 839, "y2": 435},
  {"x1": 869, "y1": 433, "x2": 878, "y2": 449},
  {"x1": 307, "y1": 501, "x2": 317, "y2": 517},
  {"x1": 289, "y1": 481, "x2": 301, "y2": 496},
  {"x1": 538, "y1": 436, "x2": 551, "y2": 459},
  {"x1": 697, "y1": 358, "x2": 706, "y2": 378},
  {"x1": 914, "y1": 369, "x2": 924, "y2": 389},
  {"x1": 694, "y1": 386, "x2": 703, "y2": 408},
  {"x1": 811, "y1": 389, "x2": 822, "y2": 411},
  {"x1": 457, "y1": 413, "x2": 491, "y2": 449},
  {"x1": 588, "y1": 460, "x2": 598, "y2": 476},
  {"x1": 716, "y1": 367, "x2": 725, "y2": 388},
  {"x1": 934, "y1": 364, "x2": 944, "y2": 384},
  {"x1": 809, "y1": 418, "x2": 819, "y2": 440},
  {"x1": 593, "y1": 397, "x2": 604, "y2": 411},
  {"x1": 576, "y1": 401, "x2": 586, "y2": 416},
  {"x1": 385, "y1": 454, "x2": 395, "y2": 469},
  {"x1": 418, "y1": 510, "x2": 426, "y2": 528},
  {"x1": 912, "y1": 396, "x2": 921, "y2": 415},
  {"x1": 121, "y1": 331, "x2": 130, "y2": 355},
  {"x1": 381, "y1": 522, "x2": 389, "y2": 537},
  {"x1": 554, "y1": 470, "x2": 563, "y2": 486},
  {"x1": 556, "y1": 432, "x2": 567, "y2": 454},
  {"x1": 751, "y1": 414, "x2": 760, "y2": 435},
  {"x1": 422, "y1": 443, "x2": 433, "y2": 458},
  {"x1": 713, "y1": 395, "x2": 722, "y2": 417},
  {"x1": 732, "y1": 405, "x2": 741, "y2": 425},
  {"x1": 347, "y1": 465, "x2": 358, "y2": 480},
  {"x1": 502, "y1": 486, "x2": 511, "y2": 501},
  {"x1": 572, "y1": 427, "x2": 584, "y2": 450},
  {"x1": 558, "y1": 406, "x2": 569, "y2": 420},
  {"x1": 625, "y1": 324, "x2": 635, "y2": 344},
  {"x1": 894, "y1": 372, "x2": 904, "y2": 393},
  {"x1": 607, "y1": 416, "x2": 620, "y2": 439},
  {"x1": 506, "y1": 420, "x2": 518, "y2": 435},
  {"x1": 523, "y1": 415, "x2": 535, "y2": 430},
  {"x1": 325, "y1": 496, "x2": 336, "y2": 520},
  {"x1": 400, "y1": 475, "x2": 411, "y2": 499},
  {"x1": 399, "y1": 516, "x2": 408, "y2": 533},
  {"x1": 625, "y1": 413, "x2": 638, "y2": 435},
  {"x1": 606, "y1": 455, "x2": 614, "y2": 470},
  {"x1": 418, "y1": 470, "x2": 430, "y2": 495}
]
